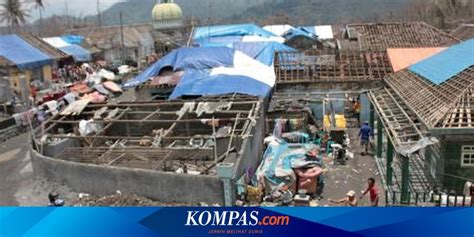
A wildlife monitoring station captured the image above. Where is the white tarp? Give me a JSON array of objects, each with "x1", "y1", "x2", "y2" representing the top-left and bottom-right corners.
[
  {"x1": 314, "y1": 25, "x2": 334, "y2": 40},
  {"x1": 241, "y1": 35, "x2": 286, "y2": 44},
  {"x1": 263, "y1": 25, "x2": 295, "y2": 36},
  {"x1": 43, "y1": 37, "x2": 70, "y2": 48}
]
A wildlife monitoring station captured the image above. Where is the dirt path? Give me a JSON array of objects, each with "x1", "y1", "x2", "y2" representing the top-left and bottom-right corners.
[
  {"x1": 0, "y1": 133, "x2": 33, "y2": 205},
  {"x1": 317, "y1": 128, "x2": 384, "y2": 207},
  {"x1": 0, "y1": 133, "x2": 77, "y2": 206}
]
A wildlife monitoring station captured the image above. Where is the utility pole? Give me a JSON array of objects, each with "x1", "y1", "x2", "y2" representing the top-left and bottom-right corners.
[
  {"x1": 120, "y1": 11, "x2": 125, "y2": 62},
  {"x1": 65, "y1": 0, "x2": 71, "y2": 29},
  {"x1": 97, "y1": 0, "x2": 102, "y2": 27}
]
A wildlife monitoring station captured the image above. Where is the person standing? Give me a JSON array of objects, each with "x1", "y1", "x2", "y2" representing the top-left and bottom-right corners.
[
  {"x1": 352, "y1": 98, "x2": 362, "y2": 124},
  {"x1": 329, "y1": 190, "x2": 358, "y2": 207},
  {"x1": 358, "y1": 121, "x2": 373, "y2": 155},
  {"x1": 361, "y1": 177, "x2": 379, "y2": 207}
]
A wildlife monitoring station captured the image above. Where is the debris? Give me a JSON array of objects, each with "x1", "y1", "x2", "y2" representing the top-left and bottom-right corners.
[
  {"x1": 294, "y1": 190, "x2": 311, "y2": 206},
  {"x1": 78, "y1": 119, "x2": 103, "y2": 136},
  {"x1": 78, "y1": 193, "x2": 90, "y2": 199},
  {"x1": 60, "y1": 99, "x2": 91, "y2": 116},
  {"x1": 195, "y1": 102, "x2": 233, "y2": 117},
  {"x1": 246, "y1": 185, "x2": 264, "y2": 204}
]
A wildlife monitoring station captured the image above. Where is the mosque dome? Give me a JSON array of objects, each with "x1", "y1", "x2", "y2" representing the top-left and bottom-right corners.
[{"x1": 152, "y1": 0, "x2": 183, "y2": 21}]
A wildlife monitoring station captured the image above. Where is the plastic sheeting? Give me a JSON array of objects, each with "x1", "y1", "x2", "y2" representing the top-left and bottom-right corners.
[
  {"x1": 409, "y1": 39, "x2": 474, "y2": 84},
  {"x1": 0, "y1": 35, "x2": 53, "y2": 70},
  {"x1": 61, "y1": 35, "x2": 85, "y2": 45},
  {"x1": 283, "y1": 25, "x2": 334, "y2": 40},
  {"x1": 283, "y1": 27, "x2": 316, "y2": 40},
  {"x1": 193, "y1": 36, "x2": 244, "y2": 47},
  {"x1": 300, "y1": 26, "x2": 334, "y2": 40},
  {"x1": 169, "y1": 69, "x2": 273, "y2": 99},
  {"x1": 44, "y1": 37, "x2": 91, "y2": 62},
  {"x1": 398, "y1": 137, "x2": 439, "y2": 157},
  {"x1": 124, "y1": 47, "x2": 235, "y2": 88},
  {"x1": 43, "y1": 37, "x2": 70, "y2": 48},
  {"x1": 193, "y1": 24, "x2": 277, "y2": 41},
  {"x1": 169, "y1": 51, "x2": 275, "y2": 99},
  {"x1": 59, "y1": 45, "x2": 92, "y2": 62},
  {"x1": 233, "y1": 42, "x2": 296, "y2": 66},
  {"x1": 79, "y1": 119, "x2": 102, "y2": 136},
  {"x1": 196, "y1": 40, "x2": 296, "y2": 66},
  {"x1": 193, "y1": 35, "x2": 285, "y2": 48},
  {"x1": 254, "y1": 140, "x2": 321, "y2": 192},
  {"x1": 263, "y1": 25, "x2": 295, "y2": 36}
]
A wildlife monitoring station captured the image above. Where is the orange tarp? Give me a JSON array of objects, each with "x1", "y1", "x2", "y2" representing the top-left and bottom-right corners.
[{"x1": 387, "y1": 47, "x2": 447, "y2": 72}]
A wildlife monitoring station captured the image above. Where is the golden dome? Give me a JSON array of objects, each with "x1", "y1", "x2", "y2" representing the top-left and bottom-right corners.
[{"x1": 152, "y1": 1, "x2": 183, "y2": 21}]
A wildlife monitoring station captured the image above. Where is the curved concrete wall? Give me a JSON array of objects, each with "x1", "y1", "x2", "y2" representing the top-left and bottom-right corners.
[{"x1": 31, "y1": 149, "x2": 225, "y2": 205}]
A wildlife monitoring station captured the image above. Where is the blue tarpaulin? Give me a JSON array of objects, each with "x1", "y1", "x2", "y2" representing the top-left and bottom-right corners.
[
  {"x1": 61, "y1": 35, "x2": 85, "y2": 45},
  {"x1": 169, "y1": 69, "x2": 273, "y2": 99},
  {"x1": 124, "y1": 47, "x2": 235, "y2": 88},
  {"x1": 233, "y1": 42, "x2": 296, "y2": 66},
  {"x1": 59, "y1": 45, "x2": 92, "y2": 62},
  {"x1": 254, "y1": 141, "x2": 321, "y2": 190},
  {"x1": 0, "y1": 35, "x2": 53, "y2": 70},
  {"x1": 168, "y1": 49, "x2": 276, "y2": 99},
  {"x1": 193, "y1": 24, "x2": 277, "y2": 41},
  {"x1": 194, "y1": 39, "x2": 296, "y2": 66},
  {"x1": 409, "y1": 39, "x2": 474, "y2": 84},
  {"x1": 193, "y1": 36, "x2": 243, "y2": 47},
  {"x1": 125, "y1": 45, "x2": 277, "y2": 99},
  {"x1": 283, "y1": 27, "x2": 316, "y2": 40}
]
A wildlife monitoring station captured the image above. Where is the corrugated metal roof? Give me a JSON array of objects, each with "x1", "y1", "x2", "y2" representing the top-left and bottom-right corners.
[
  {"x1": 387, "y1": 47, "x2": 447, "y2": 72},
  {"x1": 409, "y1": 39, "x2": 474, "y2": 84}
]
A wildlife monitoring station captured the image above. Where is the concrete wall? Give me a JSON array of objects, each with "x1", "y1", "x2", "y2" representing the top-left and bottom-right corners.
[
  {"x1": 31, "y1": 149, "x2": 225, "y2": 205},
  {"x1": 233, "y1": 102, "x2": 265, "y2": 179}
]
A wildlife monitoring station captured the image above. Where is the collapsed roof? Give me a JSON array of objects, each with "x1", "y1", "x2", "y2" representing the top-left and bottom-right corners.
[
  {"x1": 35, "y1": 96, "x2": 261, "y2": 175},
  {"x1": 275, "y1": 50, "x2": 393, "y2": 83},
  {"x1": 346, "y1": 22, "x2": 460, "y2": 51},
  {"x1": 370, "y1": 39, "x2": 474, "y2": 152}
]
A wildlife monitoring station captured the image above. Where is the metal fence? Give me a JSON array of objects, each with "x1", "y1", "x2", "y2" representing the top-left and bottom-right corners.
[{"x1": 386, "y1": 191, "x2": 473, "y2": 207}]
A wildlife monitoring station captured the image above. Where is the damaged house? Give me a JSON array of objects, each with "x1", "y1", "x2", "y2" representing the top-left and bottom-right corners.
[
  {"x1": 369, "y1": 39, "x2": 474, "y2": 205},
  {"x1": 32, "y1": 96, "x2": 264, "y2": 205}
]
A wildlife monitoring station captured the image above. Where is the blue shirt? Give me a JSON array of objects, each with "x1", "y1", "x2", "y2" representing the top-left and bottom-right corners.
[{"x1": 359, "y1": 125, "x2": 373, "y2": 140}]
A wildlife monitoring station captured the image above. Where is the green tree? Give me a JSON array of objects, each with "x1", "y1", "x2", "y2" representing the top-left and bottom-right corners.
[
  {"x1": 34, "y1": 0, "x2": 45, "y2": 35},
  {"x1": 0, "y1": 0, "x2": 30, "y2": 32}
]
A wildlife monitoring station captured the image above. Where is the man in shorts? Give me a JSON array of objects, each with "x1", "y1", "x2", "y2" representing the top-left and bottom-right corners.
[
  {"x1": 361, "y1": 177, "x2": 379, "y2": 207},
  {"x1": 358, "y1": 121, "x2": 373, "y2": 155}
]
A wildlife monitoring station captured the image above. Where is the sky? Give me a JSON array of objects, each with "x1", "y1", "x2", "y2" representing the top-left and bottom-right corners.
[{"x1": 28, "y1": 0, "x2": 123, "y2": 20}]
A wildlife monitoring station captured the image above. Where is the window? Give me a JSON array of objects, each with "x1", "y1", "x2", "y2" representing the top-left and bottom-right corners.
[{"x1": 461, "y1": 146, "x2": 474, "y2": 167}]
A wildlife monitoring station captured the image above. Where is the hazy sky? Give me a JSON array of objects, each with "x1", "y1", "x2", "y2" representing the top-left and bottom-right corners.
[{"x1": 28, "y1": 0, "x2": 123, "y2": 20}]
